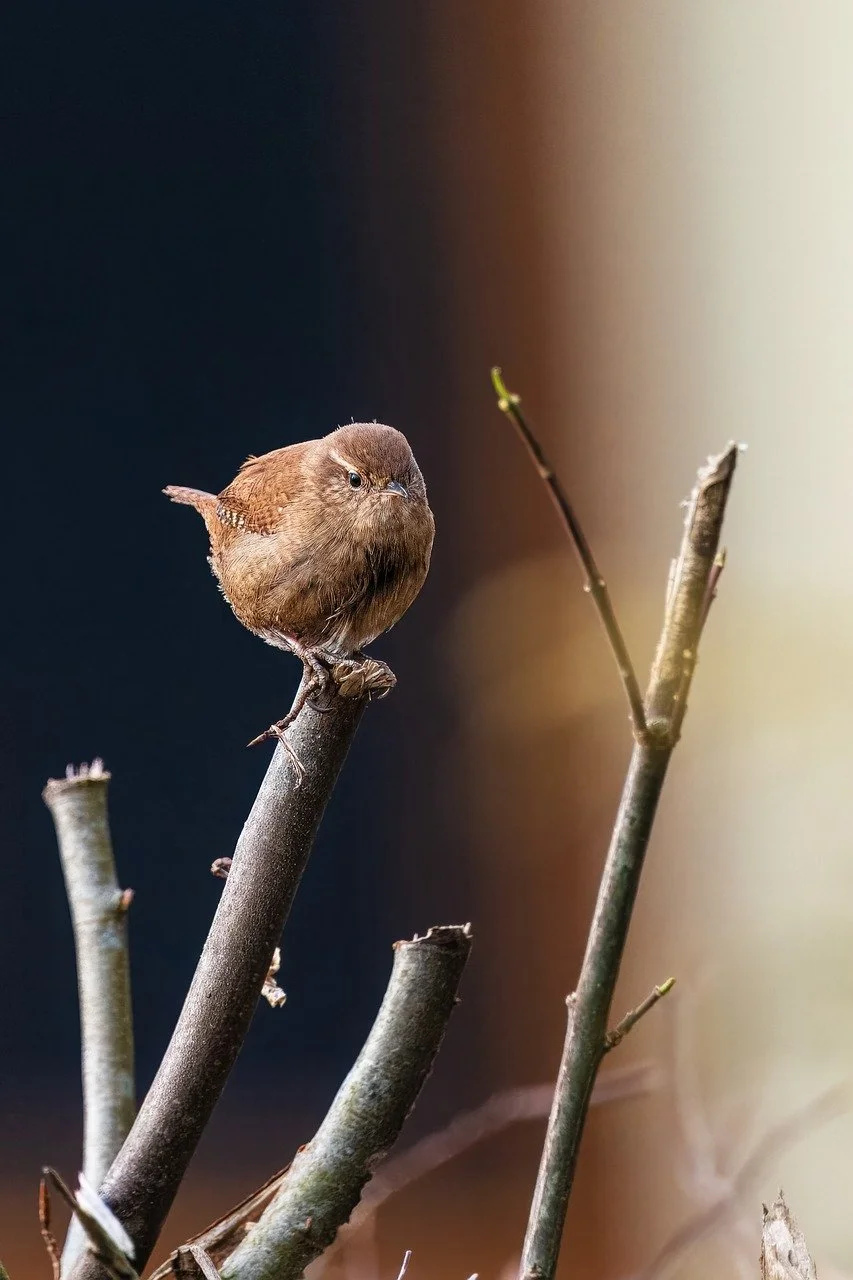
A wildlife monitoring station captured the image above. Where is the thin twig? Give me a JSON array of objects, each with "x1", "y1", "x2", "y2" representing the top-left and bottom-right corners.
[
  {"x1": 39, "y1": 1176, "x2": 62, "y2": 1280},
  {"x1": 395, "y1": 1251, "x2": 413, "y2": 1280},
  {"x1": 519, "y1": 443, "x2": 739, "y2": 1280},
  {"x1": 219, "y1": 925, "x2": 473, "y2": 1280},
  {"x1": 604, "y1": 979, "x2": 675, "y2": 1052},
  {"x1": 44, "y1": 1168, "x2": 138, "y2": 1280},
  {"x1": 189, "y1": 1245, "x2": 224, "y2": 1280},
  {"x1": 149, "y1": 1172, "x2": 292, "y2": 1280},
  {"x1": 68, "y1": 676, "x2": 375, "y2": 1280},
  {"x1": 43, "y1": 760, "x2": 136, "y2": 1273},
  {"x1": 491, "y1": 367, "x2": 648, "y2": 740}
]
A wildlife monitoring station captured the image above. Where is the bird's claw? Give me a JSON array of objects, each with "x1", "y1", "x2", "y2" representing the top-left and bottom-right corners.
[{"x1": 330, "y1": 656, "x2": 397, "y2": 701}]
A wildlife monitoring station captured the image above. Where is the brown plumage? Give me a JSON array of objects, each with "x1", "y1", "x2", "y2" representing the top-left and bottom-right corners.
[{"x1": 164, "y1": 423, "x2": 434, "y2": 751}]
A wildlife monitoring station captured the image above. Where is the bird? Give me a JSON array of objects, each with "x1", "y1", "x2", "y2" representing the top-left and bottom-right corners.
[{"x1": 164, "y1": 422, "x2": 435, "y2": 759}]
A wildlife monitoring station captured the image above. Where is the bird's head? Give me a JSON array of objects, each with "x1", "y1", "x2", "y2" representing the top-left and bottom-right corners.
[{"x1": 315, "y1": 424, "x2": 430, "y2": 534}]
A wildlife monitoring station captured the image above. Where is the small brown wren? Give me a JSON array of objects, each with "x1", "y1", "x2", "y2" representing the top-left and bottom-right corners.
[{"x1": 165, "y1": 423, "x2": 435, "y2": 753}]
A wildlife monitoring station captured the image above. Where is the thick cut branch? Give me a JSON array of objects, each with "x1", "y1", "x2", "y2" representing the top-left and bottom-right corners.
[
  {"x1": 519, "y1": 445, "x2": 738, "y2": 1280},
  {"x1": 219, "y1": 924, "x2": 472, "y2": 1280},
  {"x1": 68, "y1": 682, "x2": 370, "y2": 1280},
  {"x1": 43, "y1": 761, "x2": 135, "y2": 1272}
]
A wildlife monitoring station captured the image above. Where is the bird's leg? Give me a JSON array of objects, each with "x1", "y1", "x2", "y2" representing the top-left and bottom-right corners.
[
  {"x1": 247, "y1": 646, "x2": 397, "y2": 783},
  {"x1": 246, "y1": 640, "x2": 334, "y2": 778}
]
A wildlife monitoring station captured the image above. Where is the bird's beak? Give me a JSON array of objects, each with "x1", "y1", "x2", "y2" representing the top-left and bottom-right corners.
[{"x1": 384, "y1": 479, "x2": 408, "y2": 498}]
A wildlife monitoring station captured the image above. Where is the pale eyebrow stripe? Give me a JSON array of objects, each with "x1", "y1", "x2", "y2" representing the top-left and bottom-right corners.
[{"x1": 329, "y1": 449, "x2": 359, "y2": 471}]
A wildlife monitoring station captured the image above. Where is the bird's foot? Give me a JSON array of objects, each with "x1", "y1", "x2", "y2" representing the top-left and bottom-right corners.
[
  {"x1": 246, "y1": 647, "x2": 328, "y2": 781},
  {"x1": 326, "y1": 653, "x2": 397, "y2": 701},
  {"x1": 246, "y1": 650, "x2": 396, "y2": 781},
  {"x1": 246, "y1": 706, "x2": 308, "y2": 781}
]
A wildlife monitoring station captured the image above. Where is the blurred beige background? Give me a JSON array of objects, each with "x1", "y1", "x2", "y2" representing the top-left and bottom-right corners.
[{"x1": 398, "y1": 2, "x2": 853, "y2": 1277}]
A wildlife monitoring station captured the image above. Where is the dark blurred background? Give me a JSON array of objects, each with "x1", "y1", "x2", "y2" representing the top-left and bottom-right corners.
[{"x1": 5, "y1": 3, "x2": 853, "y2": 1278}]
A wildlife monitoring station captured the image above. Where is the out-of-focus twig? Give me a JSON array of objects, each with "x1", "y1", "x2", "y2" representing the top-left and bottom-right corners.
[
  {"x1": 68, "y1": 679, "x2": 373, "y2": 1280},
  {"x1": 633, "y1": 1084, "x2": 849, "y2": 1280},
  {"x1": 159, "y1": 1064, "x2": 654, "y2": 1280},
  {"x1": 326, "y1": 1061, "x2": 659, "y2": 1280},
  {"x1": 517, "y1": 439, "x2": 738, "y2": 1280},
  {"x1": 218, "y1": 925, "x2": 472, "y2": 1280},
  {"x1": 43, "y1": 760, "x2": 136, "y2": 1272},
  {"x1": 345, "y1": 1063, "x2": 657, "y2": 1240},
  {"x1": 491, "y1": 367, "x2": 648, "y2": 741}
]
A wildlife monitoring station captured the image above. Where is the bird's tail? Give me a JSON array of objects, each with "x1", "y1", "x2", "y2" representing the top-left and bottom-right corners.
[{"x1": 163, "y1": 485, "x2": 219, "y2": 535}]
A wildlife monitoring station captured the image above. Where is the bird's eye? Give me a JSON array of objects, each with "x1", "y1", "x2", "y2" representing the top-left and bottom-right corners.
[{"x1": 348, "y1": 471, "x2": 363, "y2": 489}]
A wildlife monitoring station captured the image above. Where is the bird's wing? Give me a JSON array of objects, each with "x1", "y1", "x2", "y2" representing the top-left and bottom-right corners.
[{"x1": 216, "y1": 443, "x2": 310, "y2": 534}]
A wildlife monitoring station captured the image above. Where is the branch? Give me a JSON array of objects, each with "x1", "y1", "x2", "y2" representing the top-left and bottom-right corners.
[
  {"x1": 519, "y1": 444, "x2": 739, "y2": 1280},
  {"x1": 604, "y1": 979, "x2": 675, "y2": 1052},
  {"x1": 218, "y1": 924, "x2": 472, "y2": 1280},
  {"x1": 67, "y1": 680, "x2": 372, "y2": 1280},
  {"x1": 491, "y1": 367, "x2": 648, "y2": 740},
  {"x1": 42, "y1": 761, "x2": 135, "y2": 1272}
]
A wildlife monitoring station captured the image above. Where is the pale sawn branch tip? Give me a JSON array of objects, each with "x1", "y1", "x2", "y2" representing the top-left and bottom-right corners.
[
  {"x1": 490, "y1": 366, "x2": 648, "y2": 741},
  {"x1": 43, "y1": 760, "x2": 136, "y2": 1273}
]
